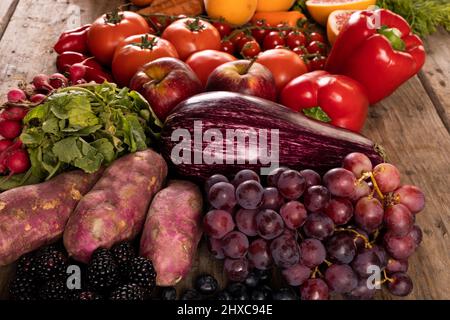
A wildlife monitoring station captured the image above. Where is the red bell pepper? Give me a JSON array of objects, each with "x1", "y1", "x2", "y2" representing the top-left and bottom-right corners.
[
  {"x1": 325, "y1": 9, "x2": 426, "y2": 104},
  {"x1": 54, "y1": 24, "x2": 91, "y2": 55},
  {"x1": 280, "y1": 71, "x2": 369, "y2": 132}
]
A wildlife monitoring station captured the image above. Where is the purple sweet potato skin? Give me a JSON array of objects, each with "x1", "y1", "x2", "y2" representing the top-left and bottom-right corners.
[
  {"x1": 64, "y1": 149, "x2": 168, "y2": 263},
  {"x1": 0, "y1": 170, "x2": 103, "y2": 266},
  {"x1": 139, "y1": 180, "x2": 203, "y2": 286}
]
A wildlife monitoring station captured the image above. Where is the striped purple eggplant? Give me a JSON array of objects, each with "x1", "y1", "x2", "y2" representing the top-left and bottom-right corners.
[{"x1": 161, "y1": 92, "x2": 384, "y2": 180}]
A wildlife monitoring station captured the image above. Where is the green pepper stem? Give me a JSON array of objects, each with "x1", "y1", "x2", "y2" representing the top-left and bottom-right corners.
[{"x1": 378, "y1": 26, "x2": 406, "y2": 51}]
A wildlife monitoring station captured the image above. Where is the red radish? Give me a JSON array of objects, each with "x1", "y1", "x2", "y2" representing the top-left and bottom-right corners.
[
  {"x1": 32, "y1": 74, "x2": 54, "y2": 92},
  {"x1": 0, "y1": 120, "x2": 22, "y2": 139},
  {"x1": 7, "y1": 88, "x2": 26, "y2": 103},
  {"x1": 69, "y1": 63, "x2": 87, "y2": 83},
  {"x1": 49, "y1": 73, "x2": 68, "y2": 89},
  {"x1": 0, "y1": 140, "x2": 13, "y2": 153},
  {"x1": 30, "y1": 93, "x2": 47, "y2": 104},
  {"x1": 5, "y1": 149, "x2": 30, "y2": 174},
  {"x1": 2, "y1": 107, "x2": 28, "y2": 121}
]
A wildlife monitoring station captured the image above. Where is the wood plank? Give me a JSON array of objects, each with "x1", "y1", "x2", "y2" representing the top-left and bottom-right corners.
[
  {"x1": 418, "y1": 28, "x2": 450, "y2": 133},
  {"x1": 0, "y1": 0, "x2": 19, "y2": 40},
  {"x1": 0, "y1": 0, "x2": 123, "y2": 299},
  {"x1": 363, "y1": 76, "x2": 450, "y2": 300}
]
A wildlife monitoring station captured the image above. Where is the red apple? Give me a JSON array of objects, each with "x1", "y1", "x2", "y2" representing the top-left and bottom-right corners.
[
  {"x1": 130, "y1": 57, "x2": 202, "y2": 121},
  {"x1": 205, "y1": 60, "x2": 277, "y2": 101}
]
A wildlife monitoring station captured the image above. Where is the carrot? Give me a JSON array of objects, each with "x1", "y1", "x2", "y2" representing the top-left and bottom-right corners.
[{"x1": 251, "y1": 11, "x2": 306, "y2": 27}]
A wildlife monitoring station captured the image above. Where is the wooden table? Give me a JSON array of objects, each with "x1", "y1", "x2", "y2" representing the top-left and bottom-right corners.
[{"x1": 0, "y1": 0, "x2": 449, "y2": 300}]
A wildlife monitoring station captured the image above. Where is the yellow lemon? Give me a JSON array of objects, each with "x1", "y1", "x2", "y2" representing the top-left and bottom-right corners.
[
  {"x1": 306, "y1": 0, "x2": 376, "y2": 25},
  {"x1": 204, "y1": 0, "x2": 258, "y2": 26},
  {"x1": 256, "y1": 0, "x2": 296, "y2": 12}
]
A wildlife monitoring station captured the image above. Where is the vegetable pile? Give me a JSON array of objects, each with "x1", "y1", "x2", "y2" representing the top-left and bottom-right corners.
[{"x1": 0, "y1": 0, "x2": 434, "y2": 301}]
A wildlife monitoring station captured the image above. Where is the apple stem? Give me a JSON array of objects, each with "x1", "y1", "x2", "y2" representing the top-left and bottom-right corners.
[{"x1": 242, "y1": 58, "x2": 258, "y2": 75}]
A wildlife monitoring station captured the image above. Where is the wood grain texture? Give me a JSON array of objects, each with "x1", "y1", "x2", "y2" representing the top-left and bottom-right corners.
[
  {"x1": 0, "y1": 0, "x2": 449, "y2": 300},
  {"x1": 0, "y1": 0, "x2": 19, "y2": 39},
  {"x1": 418, "y1": 28, "x2": 450, "y2": 133},
  {"x1": 363, "y1": 77, "x2": 450, "y2": 300}
]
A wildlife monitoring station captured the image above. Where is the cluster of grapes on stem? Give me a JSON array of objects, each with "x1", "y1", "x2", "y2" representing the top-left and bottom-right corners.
[{"x1": 203, "y1": 152, "x2": 425, "y2": 300}]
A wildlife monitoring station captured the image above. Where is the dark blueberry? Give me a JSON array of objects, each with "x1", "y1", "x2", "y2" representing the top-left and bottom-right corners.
[
  {"x1": 244, "y1": 272, "x2": 260, "y2": 288},
  {"x1": 273, "y1": 288, "x2": 298, "y2": 300},
  {"x1": 216, "y1": 290, "x2": 233, "y2": 300},
  {"x1": 250, "y1": 285, "x2": 272, "y2": 300},
  {"x1": 195, "y1": 274, "x2": 218, "y2": 295},
  {"x1": 161, "y1": 287, "x2": 177, "y2": 300},
  {"x1": 180, "y1": 289, "x2": 202, "y2": 300}
]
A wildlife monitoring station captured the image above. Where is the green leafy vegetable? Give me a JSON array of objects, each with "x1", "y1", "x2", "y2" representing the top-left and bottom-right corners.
[
  {"x1": 377, "y1": 0, "x2": 450, "y2": 36},
  {"x1": 19, "y1": 82, "x2": 161, "y2": 182}
]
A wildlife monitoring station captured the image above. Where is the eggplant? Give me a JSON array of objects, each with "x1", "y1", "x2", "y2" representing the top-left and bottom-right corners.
[{"x1": 161, "y1": 92, "x2": 384, "y2": 180}]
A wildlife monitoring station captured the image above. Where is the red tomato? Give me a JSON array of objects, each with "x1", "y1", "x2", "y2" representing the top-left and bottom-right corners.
[
  {"x1": 306, "y1": 56, "x2": 327, "y2": 72},
  {"x1": 276, "y1": 23, "x2": 293, "y2": 37},
  {"x1": 230, "y1": 31, "x2": 246, "y2": 45},
  {"x1": 292, "y1": 46, "x2": 308, "y2": 57},
  {"x1": 161, "y1": 18, "x2": 221, "y2": 60},
  {"x1": 256, "y1": 49, "x2": 308, "y2": 93},
  {"x1": 280, "y1": 71, "x2": 369, "y2": 132},
  {"x1": 185, "y1": 50, "x2": 237, "y2": 88},
  {"x1": 263, "y1": 31, "x2": 285, "y2": 50},
  {"x1": 241, "y1": 40, "x2": 261, "y2": 59},
  {"x1": 286, "y1": 31, "x2": 307, "y2": 49},
  {"x1": 221, "y1": 40, "x2": 235, "y2": 54},
  {"x1": 237, "y1": 35, "x2": 255, "y2": 52},
  {"x1": 212, "y1": 21, "x2": 233, "y2": 38},
  {"x1": 307, "y1": 41, "x2": 327, "y2": 55},
  {"x1": 251, "y1": 20, "x2": 270, "y2": 44},
  {"x1": 87, "y1": 11, "x2": 150, "y2": 66},
  {"x1": 308, "y1": 32, "x2": 325, "y2": 43},
  {"x1": 112, "y1": 34, "x2": 179, "y2": 87}
]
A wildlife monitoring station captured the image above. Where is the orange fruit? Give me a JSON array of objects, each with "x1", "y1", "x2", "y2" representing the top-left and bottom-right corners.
[
  {"x1": 205, "y1": 0, "x2": 258, "y2": 26},
  {"x1": 256, "y1": 0, "x2": 296, "y2": 12},
  {"x1": 327, "y1": 10, "x2": 357, "y2": 46},
  {"x1": 306, "y1": 0, "x2": 376, "y2": 25}
]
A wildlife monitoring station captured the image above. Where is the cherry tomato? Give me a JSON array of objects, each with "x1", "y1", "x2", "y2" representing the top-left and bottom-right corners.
[
  {"x1": 221, "y1": 40, "x2": 235, "y2": 54},
  {"x1": 263, "y1": 31, "x2": 285, "y2": 50},
  {"x1": 251, "y1": 20, "x2": 270, "y2": 44},
  {"x1": 237, "y1": 35, "x2": 255, "y2": 52},
  {"x1": 87, "y1": 11, "x2": 151, "y2": 65},
  {"x1": 292, "y1": 46, "x2": 308, "y2": 57},
  {"x1": 241, "y1": 40, "x2": 261, "y2": 59},
  {"x1": 213, "y1": 21, "x2": 233, "y2": 38},
  {"x1": 307, "y1": 41, "x2": 327, "y2": 55},
  {"x1": 257, "y1": 48, "x2": 308, "y2": 92},
  {"x1": 275, "y1": 45, "x2": 287, "y2": 49},
  {"x1": 161, "y1": 18, "x2": 221, "y2": 60},
  {"x1": 112, "y1": 34, "x2": 179, "y2": 87},
  {"x1": 230, "y1": 31, "x2": 246, "y2": 45},
  {"x1": 306, "y1": 56, "x2": 327, "y2": 72},
  {"x1": 286, "y1": 31, "x2": 307, "y2": 50},
  {"x1": 276, "y1": 23, "x2": 293, "y2": 37},
  {"x1": 308, "y1": 32, "x2": 325, "y2": 43}
]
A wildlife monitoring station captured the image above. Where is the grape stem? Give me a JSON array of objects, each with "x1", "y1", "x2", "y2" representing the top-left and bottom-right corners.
[
  {"x1": 358, "y1": 171, "x2": 385, "y2": 201},
  {"x1": 382, "y1": 269, "x2": 394, "y2": 283},
  {"x1": 311, "y1": 266, "x2": 323, "y2": 279},
  {"x1": 335, "y1": 227, "x2": 373, "y2": 249},
  {"x1": 323, "y1": 259, "x2": 332, "y2": 267}
]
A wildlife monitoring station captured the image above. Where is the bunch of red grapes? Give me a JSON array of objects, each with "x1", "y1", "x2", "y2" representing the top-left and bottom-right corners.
[{"x1": 203, "y1": 152, "x2": 425, "y2": 300}]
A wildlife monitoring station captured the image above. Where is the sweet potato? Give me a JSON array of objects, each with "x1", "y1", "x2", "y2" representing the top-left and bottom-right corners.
[
  {"x1": 0, "y1": 170, "x2": 103, "y2": 266},
  {"x1": 139, "y1": 180, "x2": 203, "y2": 286},
  {"x1": 64, "y1": 149, "x2": 167, "y2": 263}
]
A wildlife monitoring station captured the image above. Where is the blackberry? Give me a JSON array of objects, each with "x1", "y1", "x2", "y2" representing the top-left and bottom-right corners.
[
  {"x1": 77, "y1": 291, "x2": 103, "y2": 300},
  {"x1": 110, "y1": 283, "x2": 145, "y2": 301},
  {"x1": 110, "y1": 242, "x2": 136, "y2": 276},
  {"x1": 87, "y1": 248, "x2": 119, "y2": 291},
  {"x1": 160, "y1": 287, "x2": 177, "y2": 300},
  {"x1": 35, "y1": 246, "x2": 68, "y2": 281},
  {"x1": 128, "y1": 257, "x2": 156, "y2": 292},
  {"x1": 38, "y1": 280, "x2": 70, "y2": 300},
  {"x1": 16, "y1": 253, "x2": 39, "y2": 279},
  {"x1": 9, "y1": 275, "x2": 38, "y2": 300}
]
